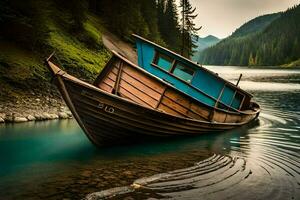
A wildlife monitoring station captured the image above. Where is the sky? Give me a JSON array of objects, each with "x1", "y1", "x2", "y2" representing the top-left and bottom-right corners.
[{"x1": 177, "y1": 0, "x2": 300, "y2": 38}]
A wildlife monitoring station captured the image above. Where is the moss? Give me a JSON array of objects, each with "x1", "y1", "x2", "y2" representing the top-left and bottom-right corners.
[
  {"x1": 282, "y1": 58, "x2": 300, "y2": 67},
  {"x1": 48, "y1": 31, "x2": 110, "y2": 76},
  {"x1": 0, "y1": 41, "x2": 45, "y2": 81},
  {"x1": 83, "y1": 15, "x2": 104, "y2": 43},
  {"x1": 0, "y1": 3, "x2": 111, "y2": 100},
  {"x1": 46, "y1": 11, "x2": 111, "y2": 79}
]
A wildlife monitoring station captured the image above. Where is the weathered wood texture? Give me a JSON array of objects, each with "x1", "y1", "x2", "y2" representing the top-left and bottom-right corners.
[
  {"x1": 46, "y1": 52, "x2": 260, "y2": 146},
  {"x1": 95, "y1": 56, "x2": 259, "y2": 124}
]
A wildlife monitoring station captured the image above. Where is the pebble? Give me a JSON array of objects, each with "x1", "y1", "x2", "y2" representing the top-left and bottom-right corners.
[
  {"x1": 42, "y1": 112, "x2": 52, "y2": 119},
  {"x1": 1, "y1": 95, "x2": 70, "y2": 123},
  {"x1": 58, "y1": 112, "x2": 69, "y2": 119},
  {"x1": 14, "y1": 117, "x2": 28, "y2": 123},
  {"x1": 66, "y1": 111, "x2": 73, "y2": 117},
  {"x1": 60, "y1": 106, "x2": 65, "y2": 112},
  {"x1": 81, "y1": 170, "x2": 92, "y2": 177},
  {"x1": 34, "y1": 113, "x2": 44, "y2": 121},
  {"x1": 49, "y1": 113, "x2": 59, "y2": 119},
  {"x1": 1, "y1": 112, "x2": 69, "y2": 123},
  {"x1": 0, "y1": 113, "x2": 5, "y2": 119},
  {"x1": 27, "y1": 115, "x2": 36, "y2": 121},
  {"x1": 5, "y1": 114, "x2": 14, "y2": 122}
]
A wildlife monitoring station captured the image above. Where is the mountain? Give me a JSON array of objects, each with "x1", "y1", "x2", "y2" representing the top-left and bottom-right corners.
[
  {"x1": 231, "y1": 13, "x2": 281, "y2": 38},
  {"x1": 199, "y1": 4, "x2": 300, "y2": 67},
  {"x1": 192, "y1": 35, "x2": 220, "y2": 61}
]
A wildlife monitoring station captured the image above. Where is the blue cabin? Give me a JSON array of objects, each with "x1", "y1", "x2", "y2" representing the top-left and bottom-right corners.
[{"x1": 133, "y1": 34, "x2": 252, "y2": 111}]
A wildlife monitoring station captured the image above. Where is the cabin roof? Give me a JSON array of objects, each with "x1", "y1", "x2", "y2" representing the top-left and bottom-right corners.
[{"x1": 132, "y1": 34, "x2": 253, "y2": 97}]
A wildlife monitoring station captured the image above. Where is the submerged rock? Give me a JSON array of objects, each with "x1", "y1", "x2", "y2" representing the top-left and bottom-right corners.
[{"x1": 0, "y1": 117, "x2": 4, "y2": 123}]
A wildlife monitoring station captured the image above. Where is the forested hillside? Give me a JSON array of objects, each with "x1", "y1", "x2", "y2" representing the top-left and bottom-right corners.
[
  {"x1": 192, "y1": 35, "x2": 220, "y2": 61},
  {"x1": 230, "y1": 13, "x2": 280, "y2": 38},
  {"x1": 199, "y1": 5, "x2": 300, "y2": 67},
  {"x1": 0, "y1": 0, "x2": 193, "y2": 101}
]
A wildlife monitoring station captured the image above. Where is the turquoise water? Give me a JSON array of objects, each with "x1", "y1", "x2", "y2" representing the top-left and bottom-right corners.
[{"x1": 0, "y1": 66, "x2": 299, "y2": 200}]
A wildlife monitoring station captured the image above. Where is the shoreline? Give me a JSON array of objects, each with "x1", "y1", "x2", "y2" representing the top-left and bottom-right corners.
[{"x1": 0, "y1": 95, "x2": 73, "y2": 124}]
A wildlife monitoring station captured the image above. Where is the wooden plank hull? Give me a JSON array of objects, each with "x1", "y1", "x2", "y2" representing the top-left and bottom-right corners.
[
  {"x1": 58, "y1": 77, "x2": 251, "y2": 146},
  {"x1": 46, "y1": 52, "x2": 260, "y2": 147},
  {"x1": 95, "y1": 53, "x2": 260, "y2": 124}
]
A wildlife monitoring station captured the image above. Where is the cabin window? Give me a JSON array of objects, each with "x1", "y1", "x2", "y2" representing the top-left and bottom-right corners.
[
  {"x1": 231, "y1": 92, "x2": 245, "y2": 109},
  {"x1": 172, "y1": 63, "x2": 195, "y2": 83},
  {"x1": 155, "y1": 53, "x2": 173, "y2": 71}
]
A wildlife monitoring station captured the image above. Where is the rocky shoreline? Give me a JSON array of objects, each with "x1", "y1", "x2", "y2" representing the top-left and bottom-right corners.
[{"x1": 0, "y1": 94, "x2": 73, "y2": 123}]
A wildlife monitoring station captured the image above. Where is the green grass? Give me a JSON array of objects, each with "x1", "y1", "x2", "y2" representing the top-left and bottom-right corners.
[
  {"x1": 0, "y1": 3, "x2": 111, "y2": 99},
  {"x1": 84, "y1": 15, "x2": 104, "y2": 43},
  {"x1": 0, "y1": 41, "x2": 43, "y2": 98},
  {"x1": 47, "y1": 12, "x2": 111, "y2": 78},
  {"x1": 48, "y1": 30, "x2": 110, "y2": 77},
  {"x1": 0, "y1": 41, "x2": 44, "y2": 81},
  {"x1": 283, "y1": 58, "x2": 300, "y2": 67}
]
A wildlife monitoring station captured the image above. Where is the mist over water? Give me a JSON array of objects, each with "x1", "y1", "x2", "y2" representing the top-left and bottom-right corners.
[{"x1": 0, "y1": 66, "x2": 299, "y2": 199}]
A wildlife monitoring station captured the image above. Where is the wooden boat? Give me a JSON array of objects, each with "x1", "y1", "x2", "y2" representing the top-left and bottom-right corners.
[{"x1": 46, "y1": 46, "x2": 260, "y2": 147}]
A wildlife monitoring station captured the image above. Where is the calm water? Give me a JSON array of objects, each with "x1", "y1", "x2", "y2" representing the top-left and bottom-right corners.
[{"x1": 0, "y1": 66, "x2": 299, "y2": 200}]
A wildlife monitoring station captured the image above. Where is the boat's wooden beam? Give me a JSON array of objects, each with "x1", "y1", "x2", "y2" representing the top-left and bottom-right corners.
[
  {"x1": 236, "y1": 73, "x2": 242, "y2": 86},
  {"x1": 93, "y1": 56, "x2": 117, "y2": 86},
  {"x1": 46, "y1": 51, "x2": 56, "y2": 62},
  {"x1": 214, "y1": 83, "x2": 227, "y2": 109},
  {"x1": 155, "y1": 87, "x2": 167, "y2": 109},
  {"x1": 113, "y1": 61, "x2": 123, "y2": 95},
  {"x1": 228, "y1": 90, "x2": 237, "y2": 110}
]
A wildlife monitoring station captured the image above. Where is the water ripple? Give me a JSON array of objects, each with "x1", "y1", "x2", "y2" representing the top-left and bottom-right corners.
[{"x1": 85, "y1": 90, "x2": 300, "y2": 200}]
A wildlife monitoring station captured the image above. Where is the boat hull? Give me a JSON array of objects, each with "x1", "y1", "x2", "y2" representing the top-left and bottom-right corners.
[
  {"x1": 59, "y1": 77, "x2": 250, "y2": 145},
  {"x1": 46, "y1": 52, "x2": 260, "y2": 146}
]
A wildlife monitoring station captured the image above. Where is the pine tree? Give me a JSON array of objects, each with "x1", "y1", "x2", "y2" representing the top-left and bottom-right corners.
[
  {"x1": 199, "y1": 4, "x2": 300, "y2": 66},
  {"x1": 54, "y1": 0, "x2": 89, "y2": 31},
  {"x1": 165, "y1": 0, "x2": 181, "y2": 52},
  {"x1": 179, "y1": 0, "x2": 201, "y2": 58},
  {"x1": 248, "y1": 52, "x2": 254, "y2": 65},
  {"x1": 157, "y1": 0, "x2": 168, "y2": 42},
  {"x1": 140, "y1": 0, "x2": 161, "y2": 43},
  {"x1": 157, "y1": 0, "x2": 182, "y2": 51}
]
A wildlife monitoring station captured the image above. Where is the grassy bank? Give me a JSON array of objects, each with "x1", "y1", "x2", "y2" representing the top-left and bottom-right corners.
[
  {"x1": 0, "y1": 1, "x2": 111, "y2": 122},
  {"x1": 0, "y1": 1, "x2": 111, "y2": 101},
  {"x1": 283, "y1": 59, "x2": 300, "y2": 67}
]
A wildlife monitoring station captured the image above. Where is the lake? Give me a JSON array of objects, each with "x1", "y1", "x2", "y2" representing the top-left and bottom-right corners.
[{"x1": 0, "y1": 66, "x2": 299, "y2": 200}]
